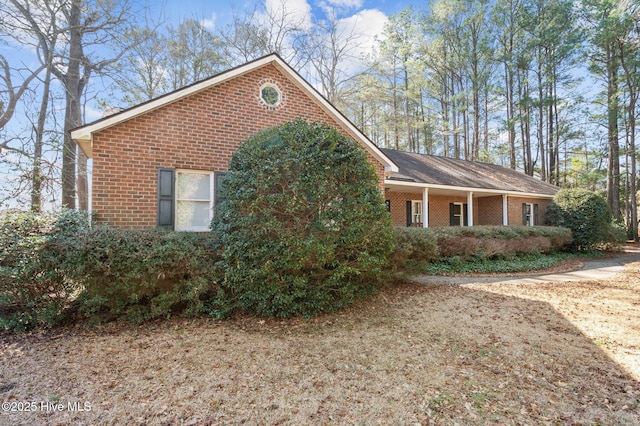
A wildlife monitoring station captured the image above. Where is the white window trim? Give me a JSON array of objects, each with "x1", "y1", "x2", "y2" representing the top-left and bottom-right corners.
[
  {"x1": 452, "y1": 202, "x2": 465, "y2": 226},
  {"x1": 524, "y1": 203, "x2": 534, "y2": 226},
  {"x1": 175, "y1": 169, "x2": 214, "y2": 232},
  {"x1": 411, "y1": 200, "x2": 422, "y2": 225}
]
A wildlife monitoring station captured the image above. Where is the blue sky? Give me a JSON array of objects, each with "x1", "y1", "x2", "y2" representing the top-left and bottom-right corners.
[{"x1": 161, "y1": 0, "x2": 408, "y2": 28}]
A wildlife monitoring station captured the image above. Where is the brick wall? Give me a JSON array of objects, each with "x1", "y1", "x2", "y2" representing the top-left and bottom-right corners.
[
  {"x1": 477, "y1": 196, "x2": 503, "y2": 225},
  {"x1": 91, "y1": 63, "x2": 386, "y2": 229},
  {"x1": 507, "y1": 197, "x2": 552, "y2": 226}
]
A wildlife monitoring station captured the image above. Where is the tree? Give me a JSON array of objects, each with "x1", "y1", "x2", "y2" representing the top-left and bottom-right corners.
[
  {"x1": 165, "y1": 19, "x2": 226, "y2": 91},
  {"x1": 492, "y1": 0, "x2": 524, "y2": 169},
  {"x1": 114, "y1": 26, "x2": 167, "y2": 105},
  {"x1": 614, "y1": 0, "x2": 640, "y2": 239},
  {"x1": 7, "y1": 0, "x2": 147, "y2": 209},
  {"x1": 2, "y1": 0, "x2": 62, "y2": 210},
  {"x1": 306, "y1": 6, "x2": 373, "y2": 104},
  {"x1": 583, "y1": 0, "x2": 625, "y2": 219},
  {"x1": 0, "y1": 55, "x2": 45, "y2": 133},
  {"x1": 218, "y1": 0, "x2": 310, "y2": 70}
]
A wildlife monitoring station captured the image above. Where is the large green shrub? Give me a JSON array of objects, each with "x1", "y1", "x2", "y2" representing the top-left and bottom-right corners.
[
  {"x1": 0, "y1": 210, "x2": 91, "y2": 330},
  {"x1": 68, "y1": 227, "x2": 223, "y2": 323},
  {"x1": 213, "y1": 119, "x2": 394, "y2": 317},
  {"x1": 545, "y1": 188, "x2": 623, "y2": 250}
]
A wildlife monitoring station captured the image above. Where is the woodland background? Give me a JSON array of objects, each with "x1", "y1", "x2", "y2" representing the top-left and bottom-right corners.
[{"x1": 0, "y1": 0, "x2": 638, "y2": 236}]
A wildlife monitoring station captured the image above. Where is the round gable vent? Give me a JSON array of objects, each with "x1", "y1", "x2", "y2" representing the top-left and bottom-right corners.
[{"x1": 258, "y1": 81, "x2": 284, "y2": 109}]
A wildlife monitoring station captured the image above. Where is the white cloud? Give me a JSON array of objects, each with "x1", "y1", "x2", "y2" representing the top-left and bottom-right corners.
[
  {"x1": 201, "y1": 12, "x2": 217, "y2": 29},
  {"x1": 334, "y1": 9, "x2": 388, "y2": 74},
  {"x1": 325, "y1": 0, "x2": 363, "y2": 9},
  {"x1": 84, "y1": 106, "x2": 105, "y2": 122},
  {"x1": 264, "y1": 0, "x2": 312, "y2": 31},
  {"x1": 338, "y1": 9, "x2": 387, "y2": 54}
]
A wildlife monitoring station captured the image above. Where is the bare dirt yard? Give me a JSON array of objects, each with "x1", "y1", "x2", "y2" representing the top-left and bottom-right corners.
[{"x1": 1, "y1": 254, "x2": 639, "y2": 425}]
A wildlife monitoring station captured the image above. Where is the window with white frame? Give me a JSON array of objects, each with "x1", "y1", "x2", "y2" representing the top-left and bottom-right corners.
[
  {"x1": 412, "y1": 200, "x2": 422, "y2": 225},
  {"x1": 522, "y1": 202, "x2": 538, "y2": 226},
  {"x1": 175, "y1": 170, "x2": 214, "y2": 231},
  {"x1": 451, "y1": 202, "x2": 464, "y2": 226}
]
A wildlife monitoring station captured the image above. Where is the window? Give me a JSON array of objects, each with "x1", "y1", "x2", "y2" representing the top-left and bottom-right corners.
[
  {"x1": 522, "y1": 203, "x2": 539, "y2": 226},
  {"x1": 176, "y1": 170, "x2": 213, "y2": 231},
  {"x1": 412, "y1": 200, "x2": 422, "y2": 225},
  {"x1": 450, "y1": 202, "x2": 465, "y2": 226},
  {"x1": 157, "y1": 168, "x2": 222, "y2": 231},
  {"x1": 260, "y1": 83, "x2": 281, "y2": 106}
]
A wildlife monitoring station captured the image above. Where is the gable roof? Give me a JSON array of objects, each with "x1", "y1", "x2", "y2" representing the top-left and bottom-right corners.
[
  {"x1": 382, "y1": 148, "x2": 558, "y2": 197},
  {"x1": 70, "y1": 53, "x2": 398, "y2": 174}
]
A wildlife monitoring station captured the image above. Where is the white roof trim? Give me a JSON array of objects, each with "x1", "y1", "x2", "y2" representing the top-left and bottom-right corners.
[
  {"x1": 70, "y1": 54, "x2": 398, "y2": 173},
  {"x1": 384, "y1": 179, "x2": 556, "y2": 199}
]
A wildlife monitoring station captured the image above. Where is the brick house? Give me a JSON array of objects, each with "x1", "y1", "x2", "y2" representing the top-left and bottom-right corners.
[{"x1": 71, "y1": 53, "x2": 557, "y2": 231}]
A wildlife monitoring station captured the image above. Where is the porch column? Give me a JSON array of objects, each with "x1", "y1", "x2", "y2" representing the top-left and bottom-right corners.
[
  {"x1": 422, "y1": 187, "x2": 429, "y2": 228},
  {"x1": 502, "y1": 195, "x2": 509, "y2": 226},
  {"x1": 467, "y1": 191, "x2": 474, "y2": 227}
]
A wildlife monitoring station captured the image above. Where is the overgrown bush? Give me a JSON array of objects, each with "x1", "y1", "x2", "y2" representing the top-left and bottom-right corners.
[
  {"x1": 67, "y1": 227, "x2": 224, "y2": 323},
  {"x1": 392, "y1": 227, "x2": 438, "y2": 268},
  {"x1": 213, "y1": 119, "x2": 395, "y2": 318},
  {"x1": 545, "y1": 188, "x2": 623, "y2": 250},
  {"x1": 0, "y1": 210, "x2": 91, "y2": 331}
]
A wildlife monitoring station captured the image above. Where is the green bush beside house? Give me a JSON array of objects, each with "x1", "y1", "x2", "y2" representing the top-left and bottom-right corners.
[
  {"x1": 212, "y1": 119, "x2": 395, "y2": 318},
  {"x1": 545, "y1": 188, "x2": 625, "y2": 250}
]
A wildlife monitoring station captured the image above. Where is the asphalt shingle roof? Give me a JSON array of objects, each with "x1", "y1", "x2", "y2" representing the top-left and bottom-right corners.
[{"x1": 382, "y1": 148, "x2": 559, "y2": 196}]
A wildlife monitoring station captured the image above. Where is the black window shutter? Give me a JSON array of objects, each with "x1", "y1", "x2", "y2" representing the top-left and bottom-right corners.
[
  {"x1": 214, "y1": 172, "x2": 227, "y2": 211},
  {"x1": 157, "y1": 168, "x2": 175, "y2": 229},
  {"x1": 406, "y1": 201, "x2": 412, "y2": 227},
  {"x1": 522, "y1": 203, "x2": 527, "y2": 225},
  {"x1": 463, "y1": 203, "x2": 468, "y2": 226},
  {"x1": 449, "y1": 203, "x2": 455, "y2": 226},
  {"x1": 534, "y1": 203, "x2": 539, "y2": 225}
]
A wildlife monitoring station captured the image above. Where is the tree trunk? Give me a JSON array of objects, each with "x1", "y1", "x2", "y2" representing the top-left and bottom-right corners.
[
  {"x1": 61, "y1": 0, "x2": 83, "y2": 208},
  {"x1": 31, "y1": 65, "x2": 53, "y2": 212},
  {"x1": 606, "y1": 43, "x2": 621, "y2": 219},
  {"x1": 537, "y1": 55, "x2": 547, "y2": 182}
]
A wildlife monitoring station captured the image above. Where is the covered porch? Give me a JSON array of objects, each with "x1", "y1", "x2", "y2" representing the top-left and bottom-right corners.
[
  {"x1": 380, "y1": 148, "x2": 558, "y2": 228},
  {"x1": 384, "y1": 181, "x2": 553, "y2": 228}
]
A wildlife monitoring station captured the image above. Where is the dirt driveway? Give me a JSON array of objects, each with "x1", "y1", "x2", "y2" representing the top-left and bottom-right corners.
[{"x1": 1, "y1": 250, "x2": 639, "y2": 425}]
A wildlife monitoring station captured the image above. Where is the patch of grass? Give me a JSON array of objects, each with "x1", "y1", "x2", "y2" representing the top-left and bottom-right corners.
[
  {"x1": 411, "y1": 251, "x2": 596, "y2": 275},
  {"x1": 427, "y1": 392, "x2": 454, "y2": 412}
]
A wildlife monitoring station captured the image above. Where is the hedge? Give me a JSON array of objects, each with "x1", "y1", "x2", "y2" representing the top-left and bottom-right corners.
[
  {"x1": 390, "y1": 225, "x2": 572, "y2": 268},
  {"x1": 66, "y1": 227, "x2": 224, "y2": 323},
  {"x1": 0, "y1": 210, "x2": 91, "y2": 330},
  {"x1": 0, "y1": 211, "x2": 224, "y2": 330}
]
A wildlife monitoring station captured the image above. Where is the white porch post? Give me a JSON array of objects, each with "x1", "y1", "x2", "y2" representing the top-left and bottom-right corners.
[
  {"x1": 502, "y1": 195, "x2": 509, "y2": 226},
  {"x1": 467, "y1": 191, "x2": 474, "y2": 226},
  {"x1": 422, "y1": 187, "x2": 429, "y2": 228}
]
